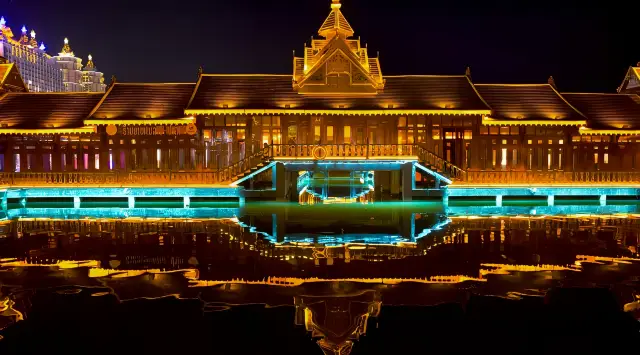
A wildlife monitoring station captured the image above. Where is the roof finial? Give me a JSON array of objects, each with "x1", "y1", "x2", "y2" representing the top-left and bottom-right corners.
[
  {"x1": 465, "y1": 66, "x2": 472, "y2": 79},
  {"x1": 0, "y1": 17, "x2": 6, "y2": 28},
  {"x1": 331, "y1": 0, "x2": 342, "y2": 10},
  {"x1": 548, "y1": 75, "x2": 556, "y2": 88},
  {"x1": 19, "y1": 25, "x2": 29, "y2": 45},
  {"x1": 85, "y1": 54, "x2": 96, "y2": 70},
  {"x1": 39, "y1": 42, "x2": 46, "y2": 51},
  {"x1": 60, "y1": 37, "x2": 73, "y2": 56},
  {"x1": 29, "y1": 29, "x2": 37, "y2": 47},
  {"x1": 110, "y1": 75, "x2": 117, "y2": 86},
  {"x1": 197, "y1": 66, "x2": 204, "y2": 77},
  {"x1": 636, "y1": 61, "x2": 640, "y2": 67}
]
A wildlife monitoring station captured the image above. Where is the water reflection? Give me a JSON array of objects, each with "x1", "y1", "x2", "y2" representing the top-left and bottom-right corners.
[{"x1": 1, "y1": 203, "x2": 640, "y2": 352}]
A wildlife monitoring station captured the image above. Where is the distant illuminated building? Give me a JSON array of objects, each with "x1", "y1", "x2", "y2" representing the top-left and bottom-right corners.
[
  {"x1": 51, "y1": 38, "x2": 83, "y2": 92},
  {"x1": 0, "y1": 17, "x2": 63, "y2": 92},
  {"x1": 0, "y1": 16, "x2": 105, "y2": 93},
  {"x1": 81, "y1": 54, "x2": 106, "y2": 92}
]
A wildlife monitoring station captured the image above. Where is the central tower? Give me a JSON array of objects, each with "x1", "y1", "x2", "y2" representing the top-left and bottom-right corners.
[{"x1": 292, "y1": 0, "x2": 384, "y2": 95}]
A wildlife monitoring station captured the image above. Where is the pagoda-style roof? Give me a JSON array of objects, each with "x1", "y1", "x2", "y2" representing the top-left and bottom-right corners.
[
  {"x1": 562, "y1": 93, "x2": 640, "y2": 129},
  {"x1": 618, "y1": 65, "x2": 640, "y2": 94},
  {"x1": 474, "y1": 84, "x2": 587, "y2": 125},
  {"x1": 0, "y1": 63, "x2": 28, "y2": 92},
  {"x1": 0, "y1": 92, "x2": 102, "y2": 129},
  {"x1": 186, "y1": 74, "x2": 491, "y2": 115},
  {"x1": 88, "y1": 83, "x2": 196, "y2": 123}
]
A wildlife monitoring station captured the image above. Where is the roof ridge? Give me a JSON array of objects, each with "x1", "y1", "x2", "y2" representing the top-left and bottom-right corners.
[
  {"x1": 385, "y1": 75, "x2": 466, "y2": 78},
  {"x1": 114, "y1": 82, "x2": 196, "y2": 86},
  {"x1": 474, "y1": 83, "x2": 551, "y2": 87},
  {"x1": 200, "y1": 74, "x2": 291, "y2": 77},
  {"x1": 563, "y1": 92, "x2": 633, "y2": 96}
]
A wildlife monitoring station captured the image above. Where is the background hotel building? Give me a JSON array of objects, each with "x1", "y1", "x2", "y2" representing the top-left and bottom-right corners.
[
  {"x1": 0, "y1": 0, "x2": 639, "y2": 187},
  {"x1": 0, "y1": 16, "x2": 105, "y2": 93}
]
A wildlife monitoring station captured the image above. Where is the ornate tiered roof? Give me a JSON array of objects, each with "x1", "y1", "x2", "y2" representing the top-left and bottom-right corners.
[
  {"x1": 186, "y1": 74, "x2": 490, "y2": 115},
  {"x1": 293, "y1": 0, "x2": 384, "y2": 95}
]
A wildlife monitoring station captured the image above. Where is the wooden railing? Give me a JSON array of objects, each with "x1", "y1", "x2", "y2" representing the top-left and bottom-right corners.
[
  {"x1": 414, "y1": 145, "x2": 467, "y2": 181},
  {"x1": 218, "y1": 145, "x2": 271, "y2": 183},
  {"x1": 0, "y1": 171, "x2": 221, "y2": 186},
  {"x1": 461, "y1": 170, "x2": 640, "y2": 184},
  {"x1": 269, "y1": 144, "x2": 419, "y2": 159}
]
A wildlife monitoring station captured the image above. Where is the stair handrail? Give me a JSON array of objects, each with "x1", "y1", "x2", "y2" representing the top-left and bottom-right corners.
[
  {"x1": 414, "y1": 144, "x2": 467, "y2": 181},
  {"x1": 218, "y1": 145, "x2": 272, "y2": 183}
]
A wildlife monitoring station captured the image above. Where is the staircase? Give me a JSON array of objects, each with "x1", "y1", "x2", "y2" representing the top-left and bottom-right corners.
[
  {"x1": 219, "y1": 146, "x2": 273, "y2": 185},
  {"x1": 414, "y1": 144, "x2": 466, "y2": 182}
]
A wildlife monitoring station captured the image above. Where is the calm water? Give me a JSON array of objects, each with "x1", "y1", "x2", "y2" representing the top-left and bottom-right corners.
[{"x1": 1, "y1": 201, "x2": 640, "y2": 353}]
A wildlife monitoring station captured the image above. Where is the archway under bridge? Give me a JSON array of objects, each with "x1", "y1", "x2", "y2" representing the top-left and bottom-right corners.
[{"x1": 232, "y1": 158, "x2": 452, "y2": 202}]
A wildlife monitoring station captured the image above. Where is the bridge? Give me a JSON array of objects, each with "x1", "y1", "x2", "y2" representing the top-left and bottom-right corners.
[{"x1": 230, "y1": 144, "x2": 461, "y2": 201}]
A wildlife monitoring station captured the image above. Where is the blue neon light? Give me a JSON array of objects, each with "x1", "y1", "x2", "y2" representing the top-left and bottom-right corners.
[
  {"x1": 414, "y1": 162, "x2": 452, "y2": 185},
  {"x1": 230, "y1": 161, "x2": 277, "y2": 186},
  {"x1": 415, "y1": 218, "x2": 451, "y2": 240}
]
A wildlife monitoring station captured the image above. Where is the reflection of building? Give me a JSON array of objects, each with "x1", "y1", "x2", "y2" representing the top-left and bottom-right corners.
[
  {"x1": 295, "y1": 290, "x2": 381, "y2": 355},
  {"x1": 0, "y1": 17, "x2": 63, "y2": 92},
  {"x1": 1, "y1": 0, "x2": 640, "y2": 187}
]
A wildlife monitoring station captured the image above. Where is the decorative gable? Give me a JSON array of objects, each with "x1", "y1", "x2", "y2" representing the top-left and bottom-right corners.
[
  {"x1": 618, "y1": 64, "x2": 640, "y2": 94},
  {"x1": 292, "y1": 0, "x2": 384, "y2": 96}
]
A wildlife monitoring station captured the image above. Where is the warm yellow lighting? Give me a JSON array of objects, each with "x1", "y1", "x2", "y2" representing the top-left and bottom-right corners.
[
  {"x1": 88, "y1": 54, "x2": 92, "y2": 61},
  {"x1": 64, "y1": 37, "x2": 68, "y2": 44},
  {"x1": 482, "y1": 116, "x2": 586, "y2": 127},
  {"x1": 185, "y1": 109, "x2": 491, "y2": 116},
  {"x1": 579, "y1": 127, "x2": 640, "y2": 136},
  {"x1": 84, "y1": 117, "x2": 195, "y2": 126},
  {"x1": 0, "y1": 126, "x2": 96, "y2": 135}
]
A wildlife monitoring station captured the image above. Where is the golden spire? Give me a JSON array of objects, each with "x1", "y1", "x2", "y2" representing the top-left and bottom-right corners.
[
  {"x1": 318, "y1": 0, "x2": 355, "y2": 38},
  {"x1": 60, "y1": 37, "x2": 74, "y2": 56},
  {"x1": 19, "y1": 26, "x2": 29, "y2": 45},
  {"x1": 84, "y1": 54, "x2": 96, "y2": 70},
  {"x1": 29, "y1": 30, "x2": 37, "y2": 47}
]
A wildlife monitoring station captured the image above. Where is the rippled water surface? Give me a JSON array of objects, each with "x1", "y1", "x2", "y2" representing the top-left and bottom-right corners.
[{"x1": 1, "y1": 201, "x2": 639, "y2": 353}]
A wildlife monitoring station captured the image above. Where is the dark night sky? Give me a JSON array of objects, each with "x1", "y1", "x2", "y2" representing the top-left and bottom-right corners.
[{"x1": 2, "y1": 0, "x2": 637, "y2": 92}]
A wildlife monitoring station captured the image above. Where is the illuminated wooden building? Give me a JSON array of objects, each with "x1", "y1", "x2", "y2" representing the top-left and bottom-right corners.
[{"x1": 0, "y1": 0, "x2": 639, "y2": 186}]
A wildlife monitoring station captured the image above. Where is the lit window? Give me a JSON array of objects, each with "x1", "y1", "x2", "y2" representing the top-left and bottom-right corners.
[
  {"x1": 326, "y1": 126, "x2": 334, "y2": 144},
  {"x1": 547, "y1": 149, "x2": 552, "y2": 170},
  {"x1": 237, "y1": 129, "x2": 246, "y2": 140},
  {"x1": 558, "y1": 139, "x2": 564, "y2": 145},
  {"x1": 156, "y1": 149, "x2": 162, "y2": 169},
  {"x1": 492, "y1": 149, "x2": 497, "y2": 167},
  {"x1": 432, "y1": 129, "x2": 441, "y2": 140},
  {"x1": 131, "y1": 139, "x2": 136, "y2": 144},
  {"x1": 512, "y1": 149, "x2": 518, "y2": 167},
  {"x1": 501, "y1": 148, "x2": 507, "y2": 167},
  {"x1": 463, "y1": 130, "x2": 472, "y2": 139},
  {"x1": 502, "y1": 139, "x2": 507, "y2": 145},
  {"x1": 604, "y1": 153, "x2": 609, "y2": 164},
  {"x1": 314, "y1": 126, "x2": 321, "y2": 143},
  {"x1": 499, "y1": 127, "x2": 510, "y2": 135},
  {"x1": 527, "y1": 140, "x2": 532, "y2": 144},
  {"x1": 594, "y1": 153, "x2": 599, "y2": 164},
  {"x1": 548, "y1": 140, "x2": 553, "y2": 145},
  {"x1": 344, "y1": 126, "x2": 351, "y2": 142}
]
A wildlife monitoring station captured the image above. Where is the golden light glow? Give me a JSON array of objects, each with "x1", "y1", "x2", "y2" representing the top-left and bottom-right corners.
[
  {"x1": 0, "y1": 126, "x2": 96, "y2": 135},
  {"x1": 84, "y1": 117, "x2": 195, "y2": 126},
  {"x1": 579, "y1": 127, "x2": 640, "y2": 136},
  {"x1": 185, "y1": 109, "x2": 491, "y2": 116},
  {"x1": 482, "y1": 116, "x2": 586, "y2": 126}
]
